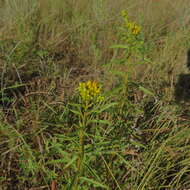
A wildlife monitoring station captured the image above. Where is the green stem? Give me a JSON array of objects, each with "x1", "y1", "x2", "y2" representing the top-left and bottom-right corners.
[
  {"x1": 73, "y1": 110, "x2": 86, "y2": 190},
  {"x1": 78, "y1": 128, "x2": 85, "y2": 174}
]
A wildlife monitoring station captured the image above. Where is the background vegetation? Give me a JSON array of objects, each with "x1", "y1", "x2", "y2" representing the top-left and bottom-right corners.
[{"x1": 1, "y1": 0, "x2": 190, "y2": 189}]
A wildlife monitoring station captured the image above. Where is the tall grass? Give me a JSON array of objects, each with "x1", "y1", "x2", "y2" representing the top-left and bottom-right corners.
[{"x1": 1, "y1": 0, "x2": 190, "y2": 189}]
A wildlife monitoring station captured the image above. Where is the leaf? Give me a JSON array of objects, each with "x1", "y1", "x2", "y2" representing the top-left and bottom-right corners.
[
  {"x1": 139, "y1": 86, "x2": 154, "y2": 96},
  {"x1": 109, "y1": 69, "x2": 125, "y2": 76},
  {"x1": 94, "y1": 102, "x2": 117, "y2": 114},
  {"x1": 87, "y1": 119, "x2": 111, "y2": 126},
  {"x1": 0, "y1": 83, "x2": 26, "y2": 93},
  {"x1": 80, "y1": 177, "x2": 109, "y2": 189},
  {"x1": 63, "y1": 156, "x2": 78, "y2": 170},
  {"x1": 47, "y1": 159, "x2": 68, "y2": 165},
  {"x1": 70, "y1": 109, "x2": 81, "y2": 116},
  {"x1": 110, "y1": 44, "x2": 129, "y2": 49},
  {"x1": 43, "y1": 101, "x2": 57, "y2": 114},
  {"x1": 115, "y1": 153, "x2": 139, "y2": 173},
  {"x1": 130, "y1": 140, "x2": 146, "y2": 149}
]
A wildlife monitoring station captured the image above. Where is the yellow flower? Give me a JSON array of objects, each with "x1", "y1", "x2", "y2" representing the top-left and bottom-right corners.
[
  {"x1": 78, "y1": 80, "x2": 104, "y2": 105},
  {"x1": 121, "y1": 10, "x2": 141, "y2": 36},
  {"x1": 127, "y1": 22, "x2": 141, "y2": 35}
]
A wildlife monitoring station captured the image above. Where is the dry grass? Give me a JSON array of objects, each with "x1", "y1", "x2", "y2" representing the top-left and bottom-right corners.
[{"x1": 1, "y1": 0, "x2": 190, "y2": 189}]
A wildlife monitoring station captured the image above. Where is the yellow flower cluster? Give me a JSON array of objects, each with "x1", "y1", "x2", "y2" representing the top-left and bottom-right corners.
[
  {"x1": 78, "y1": 81, "x2": 104, "y2": 104},
  {"x1": 127, "y1": 22, "x2": 141, "y2": 35},
  {"x1": 121, "y1": 10, "x2": 141, "y2": 36}
]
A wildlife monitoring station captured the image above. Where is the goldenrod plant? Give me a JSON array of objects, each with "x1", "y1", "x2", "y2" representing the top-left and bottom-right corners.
[
  {"x1": 107, "y1": 10, "x2": 146, "y2": 100},
  {"x1": 115, "y1": 10, "x2": 144, "y2": 59},
  {"x1": 70, "y1": 81, "x2": 115, "y2": 189}
]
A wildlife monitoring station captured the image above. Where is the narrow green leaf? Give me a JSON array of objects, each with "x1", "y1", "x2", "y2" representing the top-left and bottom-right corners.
[
  {"x1": 139, "y1": 86, "x2": 154, "y2": 96},
  {"x1": 95, "y1": 102, "x2": 117, "y2": 113},
  {"x1": 80, "y1": 177, "x2": 109, "y2": 189},
  {"x1": 0, "y1": 83, "x2": 26, "y2": 93},
  {"x1": 87, "y1": 119, "x2": 111, "y2": 125},
  {"x1": 70, "y1": 109, "x2": 81, "y2": 116},
  {"x1": 110, "y1": 44, "x2": 129, "y2": 49},
  {"x1": 63, "y1": 156, "x2": 78, "y2": 170},
  {"x1": 130, "y1": 140, "x2": 146, "y2": 149}
]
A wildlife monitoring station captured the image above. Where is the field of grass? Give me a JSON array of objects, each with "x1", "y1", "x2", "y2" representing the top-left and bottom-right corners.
[{"x1": 1, "y1": 0, "x2": 190, "y2": 189}]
